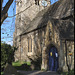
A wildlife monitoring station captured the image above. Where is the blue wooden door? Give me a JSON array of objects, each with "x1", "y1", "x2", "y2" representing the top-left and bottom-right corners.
[{"x1": 49, "y1": 47, "x2": 58, "y2": 71}]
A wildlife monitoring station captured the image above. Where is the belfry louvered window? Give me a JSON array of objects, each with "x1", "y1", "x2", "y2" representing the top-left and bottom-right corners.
[{"x1": 35, "y1": 0, "x2": 39, "y2": 5}]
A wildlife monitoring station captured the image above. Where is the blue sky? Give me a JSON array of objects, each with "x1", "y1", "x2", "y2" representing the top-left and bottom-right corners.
[
  {"x1": 42, "y1": 0, "x2": 58, "y2": 6},
  {"x1": 1, "y1": 0, "x2": 16, "y2": 46},
  {"x1": 1, "y1": 0, "x2": 58, "y2": 46},
  {"x1": 51, "y1": 0, "x2": 58, "y2": 5}
]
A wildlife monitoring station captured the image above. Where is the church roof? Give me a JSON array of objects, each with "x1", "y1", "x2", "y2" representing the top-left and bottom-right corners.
[
  {"x1": 51, "y1": 18, "x2": 74, "y2": 40},
  {"x1": 20, "y1": 0, "x2": 74, "y2": 40}
]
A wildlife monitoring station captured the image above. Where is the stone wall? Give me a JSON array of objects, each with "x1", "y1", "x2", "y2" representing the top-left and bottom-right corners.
[
  {"x1": 14, "y1": 20, "x2": 74, "y2": 72},
  {"x1": 41, "y1": 21, "x2": 74, "y2": 71},
  {"x1": 41, "y1": 21, "x2": 61, "y2": 70},
  {"x1": 13, "y1": 0, "x2": 50, "y2": 52},
  {"x1": 15, "y1": 0, "x2": 50, "y2": 37},
  {"x1": 66, "y1": 41, "x2": 74, "y2": 70},
  {"x1": 13, "y1": 0, "x2": 74, "y2": 71},
  {"x1": 61, "y1": 40, "x2": 74, "y2": 72},
  {"x1": 14, "y1": 27, "x2": 46, "y2": 62}
]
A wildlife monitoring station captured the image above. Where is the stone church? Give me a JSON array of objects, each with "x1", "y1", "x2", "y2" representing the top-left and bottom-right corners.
[{"x1": 13, "y1": 0, "x2": 74, "y2": 72}]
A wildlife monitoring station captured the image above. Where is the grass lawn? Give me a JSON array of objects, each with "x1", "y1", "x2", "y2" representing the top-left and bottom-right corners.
[
  {"x1": 12, "y1": 61, "x2": 31, "y2": 71},
  {"x1": 12, "y1": 61, "x2": 31, "y2": 66},
  {"x1": 1, "y1": 61, "x2": 32, "y2": 75}
]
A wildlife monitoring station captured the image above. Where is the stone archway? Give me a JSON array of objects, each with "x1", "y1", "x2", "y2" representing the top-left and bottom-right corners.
[{"x1": 41, "y1": 42, "x2": 59, "y2": 71}]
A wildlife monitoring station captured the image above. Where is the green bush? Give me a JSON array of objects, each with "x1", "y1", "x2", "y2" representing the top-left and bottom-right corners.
[
  {"x1": 60, "y1": 69, "x2": 74, "y2": 75},
  {"x1": 1, "y1": 72, "x2": 4, "y2": 75},
  {"x1": 1, "y1": 42, "x2": 15, "y2": 72},
  {"x1": 69, "y1": 69, "x2": 74, "y2": 75}
]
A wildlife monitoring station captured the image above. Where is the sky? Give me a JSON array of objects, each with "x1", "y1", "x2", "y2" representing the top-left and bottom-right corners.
[
  {"x1": 1, "y1": 0, "x2": 16, "y2": 46},
  {"x1": 1, "y1": 0, "x2": 58, "y2": 46}
]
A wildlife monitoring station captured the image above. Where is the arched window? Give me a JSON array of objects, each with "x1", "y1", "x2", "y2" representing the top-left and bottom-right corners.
[{"x1": 28, "y1": 37, "x2": 32, "y2": 52}]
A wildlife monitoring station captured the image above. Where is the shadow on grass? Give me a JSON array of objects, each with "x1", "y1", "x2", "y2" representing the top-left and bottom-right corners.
[
  {"x1": 57, "y1": 69, "x2": 74, "y2": 75},
  {"x1": 13, "y1": 63, "x2": 32, "y2": 71},
  {"x1": 12, "y1": 60, "x2": 41, "y2": 71}
]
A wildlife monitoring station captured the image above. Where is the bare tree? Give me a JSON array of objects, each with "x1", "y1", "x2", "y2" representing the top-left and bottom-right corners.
[{"x1": 1, "y1": 0, "x2": 14, "y2": 25}]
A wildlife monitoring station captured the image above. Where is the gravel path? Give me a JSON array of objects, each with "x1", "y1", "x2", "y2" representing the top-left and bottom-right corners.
[{"x1": 17, "y1": 70, "x2": 60, "y2": 75}]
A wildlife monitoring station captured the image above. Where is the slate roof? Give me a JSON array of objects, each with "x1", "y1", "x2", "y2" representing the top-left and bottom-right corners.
[
  {"x1": 20, "y1": 0, "x2": 74, "y2": 40},
  {"x1": 50, "y1": 18, "x2": 74, "y2": 40}
]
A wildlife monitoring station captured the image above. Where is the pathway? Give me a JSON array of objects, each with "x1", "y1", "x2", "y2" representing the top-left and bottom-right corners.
[{"x1": 17, "y1": 70, "x2": 60, "y2": 75}]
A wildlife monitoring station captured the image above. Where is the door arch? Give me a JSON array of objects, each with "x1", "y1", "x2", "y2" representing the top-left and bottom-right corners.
[{"x1": 49, "y1": 46, "x2": 59, "y2": 71}]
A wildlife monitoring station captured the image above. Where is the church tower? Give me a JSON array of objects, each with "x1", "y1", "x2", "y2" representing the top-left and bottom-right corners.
[
  {"x1": 13, "y1": 0, "x2": 50, "y2": 49},
  {"x1": 15, "y1": 0, "x2": 51, "y2": 35}
]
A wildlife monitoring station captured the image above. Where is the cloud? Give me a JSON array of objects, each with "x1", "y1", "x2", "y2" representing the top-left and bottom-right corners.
[{"x1": 6, "y1": 41, "x2": 13, "y2": 46}]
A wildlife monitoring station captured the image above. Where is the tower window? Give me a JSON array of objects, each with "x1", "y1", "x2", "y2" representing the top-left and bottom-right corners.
[
  {"x1": 41, "y1": 0, "x2": 47, "y2": 6},
  {"x1": 35, "y1": 0, "x2": 39, "y2": 5}
]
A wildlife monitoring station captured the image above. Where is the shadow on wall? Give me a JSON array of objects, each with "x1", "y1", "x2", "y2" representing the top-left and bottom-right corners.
[{"x1": 27, "y1": 54, "x2": 42, "y2": 70}]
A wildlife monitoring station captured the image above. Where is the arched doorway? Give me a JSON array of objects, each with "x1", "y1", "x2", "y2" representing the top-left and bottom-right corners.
[{"x1": 49, "y1": 46, "x2": 59, "y2": 71}]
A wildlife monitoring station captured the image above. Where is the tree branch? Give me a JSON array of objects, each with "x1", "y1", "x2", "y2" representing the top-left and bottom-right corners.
[
  {"x1": 1, "y1": 0, "x2": 3, "y2": 11},
  {"x1": 1, "y1": 0, "x2": 14, "y2": 25},
  {"x1": 1, "y1": 13, "x2": 8, "y2": 25}
]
